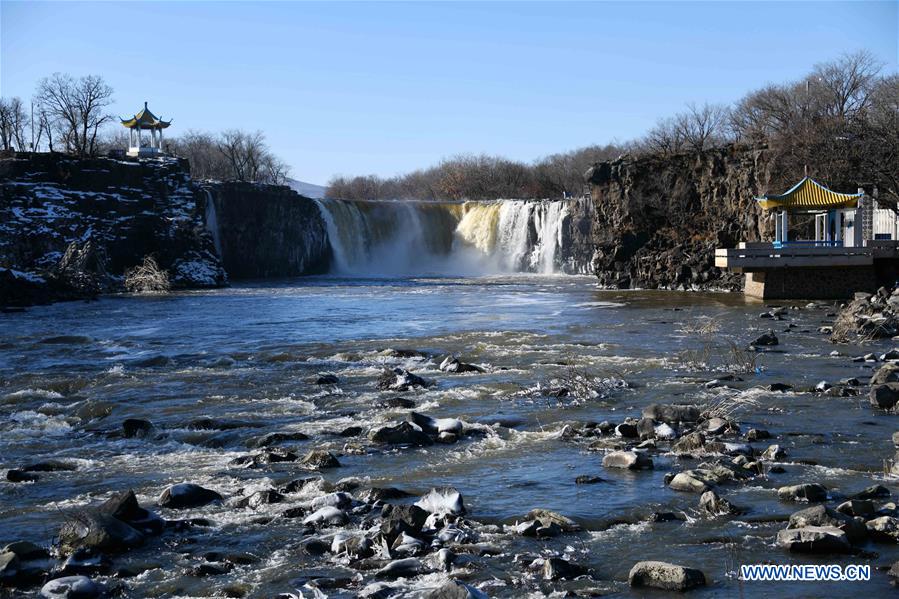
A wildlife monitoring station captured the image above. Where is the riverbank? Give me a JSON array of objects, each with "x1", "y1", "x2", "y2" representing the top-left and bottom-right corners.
[{"x1": 2, "y1": 279, "x2": 899, "y2": 597}]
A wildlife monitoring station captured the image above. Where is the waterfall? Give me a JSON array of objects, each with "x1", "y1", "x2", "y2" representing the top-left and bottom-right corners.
[
  {"x1": 204, "y1": 189, "x2": 223, "y2": 257},
  {"x1": 313, "y1": 197, "x2": 585, "y2": 276}
]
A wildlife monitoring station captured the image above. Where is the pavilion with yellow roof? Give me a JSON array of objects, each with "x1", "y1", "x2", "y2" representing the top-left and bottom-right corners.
[
  {"x1": 755, "y1": 177, "x2": 865, "y2": 248},
  {"x1": 120, "y1": 102, "x2": 171, "y2": 157},
  {"x1": 714, "y1": 177, "x2": 899, "y2": 299}
]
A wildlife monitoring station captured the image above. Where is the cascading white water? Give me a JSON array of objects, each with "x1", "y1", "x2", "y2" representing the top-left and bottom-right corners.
[
  {"x1": 204, "y1": 189, "x2": 223, "y2": 257},
  {"x1": 314, "y1": 197, "x2": 581, "y2": 276}
]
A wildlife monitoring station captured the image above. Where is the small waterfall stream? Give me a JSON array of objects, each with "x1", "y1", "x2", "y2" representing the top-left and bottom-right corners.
[
  {"x1": 204, "y1": 189, "x2": 223, "y2": 257},
  {"x1": 314, "y1": 198, "x2": 587, "y2": 275}
]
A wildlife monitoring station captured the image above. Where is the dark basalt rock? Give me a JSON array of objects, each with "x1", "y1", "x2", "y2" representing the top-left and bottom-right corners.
[
  {"x1": 377, "y1": 397, "x2": 416, "y2": 409},
  {"x1": 380, "y1": 504, "x2": 429, "y2": 541},
  {"x1": 369, "y1": 422, "x2": 433, "y2": 446},
  {"x1": 0, "y1": 154, "x2": 228, "y2": 308},
  {"x1": 99, "y1": 490, "x2": 164, "y2": 535},
  {"x1": 122, "y1": 418, "x2": 154, "y2": 438},
  {"x1": 6, "y1": 469, "x2": 38, "y2": 483},
  {"x1": 158, "y1": 483, "x2": 223, "y2": 509},
  {"x1": 750, "y1": 331, "x2": 779, "y2": 347},
  {"x1": 301, "y1": 449, "x2": 341, "y2": 469},
  {"x1": 439, "y1": 356, "x2": 484, "y2": 374},
  {"x1": 40, "y1": 575, "x2": 103, "y2": 599},
  {"x1": 870, "y1": 384, "x2": 899, "y2": 410},
  {"x1": 251, "y1": 432, "x2": 310, "y2": 447},
  {"x1": 377, "y1": 368, "x2": 433, "y2": 391},
  {"x1": 315, "y1": 374, "x2": 340, "y2": 385},
  {"x1": 543, "y1": 557, "x2": 588, "y2": 580},
  {"x1": 57, "y1": 511, "x2": 145, "y2": 556}
]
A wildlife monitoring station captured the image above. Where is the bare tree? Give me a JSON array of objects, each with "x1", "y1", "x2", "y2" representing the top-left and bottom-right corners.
[
  {"x1": 812, "y1": 50, "x2": 882, "y2": 120},
  {"x1": 0, "y1": 97, "x2": 28, "y2": 151},
  {"x1": 675, "y1": 102, "x2": 731, "y2": 152},
  {"x1": 34, "y1": 73, "x2": 114, "y2": 156}
]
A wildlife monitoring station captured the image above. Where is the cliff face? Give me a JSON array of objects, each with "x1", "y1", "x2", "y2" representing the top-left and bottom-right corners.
[
  {"x1": 0, "y1": 153, "x2": 227, "y2": 306},
  {"x1": 0, "y1": 154, "x2": 332, "y2": 308},
  {"x1": 585, "y1": 146, "x2": 773, "y2": 290},
  {"x1": 204, "y1": 182, "x2": 331, "y2": 279}
]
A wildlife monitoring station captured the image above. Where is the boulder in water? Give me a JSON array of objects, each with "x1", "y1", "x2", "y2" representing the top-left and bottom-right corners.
[
  {"x1": 122, "y1": 418, "x2": 154, "y2": 438},
  {"x1": 409, "y1": 412, "x2": 464, "y2": 436},
  {"x1": 370, "y1": 421, "x2": 433, "y2": 446},
  {"x1": 788, "y1": 505, "x2": 867, "y2": 544},
  {"x1": 301, "y1": 449, "x2": 341, "y2": 469},
  {"x1": 777, "y1": 483, "x2": 827, "y2": 503},
  {"x1": 602, "y1": 450, "x2": 653, "y2": 470},
  {"x1": 628, "y1": 561, "x2": 706, "y2": 591},
  {"x1": 6, "y1": 469, "x2": 38, "y2": 483},
  {"x1": 377, "y1": 368, "x2": 433, "y2": 391},
  {"x1": 525, "y1": 508, "x2": 581, "y2": 532},
  {"x1": 699, "y1": 490, "x2": 741, "y2": 516},
  {"x1": 750, "y1": 331, "x2": 778, "y2": 347},
  {"x1": 671, "y1": 431, "x2": 705, "y2": 453},
  {"x1": 439, "y1": 356, "x2": 484, "y2": 374},
  {"x1": 376, "y1": 557, "x2": 422, "y2": 579},
  {"x1": 542, "y1": 557, "x2": 588, "y2": 580},
  {"x1": 302, "y1": 506, "x2": 348, "y2": 527},
  {"x1": 870, "y1": 384, "x2": 899, "y2": 410},
  {"x1": 315, "y1": 373, "x2": 340, "y2": 385},
  {"x1": 40, "y1": 575, "x2": 102, "y2": 599},
  {"x1": 866, "y1": 516, "x2": 899, "y2": 542},
  {"x1": 853, "y1": 484, "x2": 890, "y2": 500},
  {"x1": 99, "y1": 489, "x2": 164, "y2": 535},
  {"x1": 57, "y1": 511, "x2": 144, "y2": 555},
  {"x1": 158, "y1": 483, "x2": 223, "y2": 509},
  {"x1": 415, "y1": 487, "x2": 465, "y2": 516},
  {"x1": 776, "y1": 526, "x2": 851, "y2": 553},
  {"x1": 380, "y1": 504, "x2": 429, "y2": 539},
  {"x1": 425, "y1": 579, "x2": 487, "y2": 599},
  {"x1": 872, "y1": 362, "x2": 899, "y2": 385}
]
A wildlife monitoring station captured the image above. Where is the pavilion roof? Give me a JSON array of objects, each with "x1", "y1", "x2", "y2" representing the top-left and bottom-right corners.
[
  {"x1": 755, "y1": 177, "x2": 862, "y2": 211},
  {"x1": 120, "y1": 102, "x2": 171, "y2": 129}
]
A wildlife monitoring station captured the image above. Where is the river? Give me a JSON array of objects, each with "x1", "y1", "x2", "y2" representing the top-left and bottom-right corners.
[{"x1": 1, "y1": 275, "x2": 897, "y2": 597}]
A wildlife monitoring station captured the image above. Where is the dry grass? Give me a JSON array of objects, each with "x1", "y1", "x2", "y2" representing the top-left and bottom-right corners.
[
  {"x1": 124, "y1": 256, "x2": 170, "y2": 294},
  {"x1": 702, "y1": 392, "x2": 762, "y2": 420},
  {"x1": 678, "y1": 317, "x2": 765, "y2": 374}
]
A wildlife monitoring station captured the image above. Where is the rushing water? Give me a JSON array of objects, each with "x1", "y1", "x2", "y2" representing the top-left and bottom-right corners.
[
  {"x1": 2, "y1": 276, "x2": 898, "y2": 597},
  {"x1": 312, "y1": 199, "x2": 584, "y2": 276}
]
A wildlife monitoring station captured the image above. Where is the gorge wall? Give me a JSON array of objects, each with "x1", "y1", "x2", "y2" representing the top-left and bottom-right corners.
[
  {"x1": 204, "y1": 182, "x2": 331, "y2": 279},
  {"x1": 586, "y1": 145, "x2": 774, "y2": 291}
]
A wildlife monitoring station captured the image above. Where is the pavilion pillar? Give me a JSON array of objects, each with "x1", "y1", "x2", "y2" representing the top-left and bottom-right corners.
[
  {"x1": 158, "y1": 128, "x2": 163, "y2": 151},
  {"x1": 137, "y1": 126, "x2": 142, "y2": 148},
  {"x1": 781, "y1": 211, "x2": 788, "y2": 243}
]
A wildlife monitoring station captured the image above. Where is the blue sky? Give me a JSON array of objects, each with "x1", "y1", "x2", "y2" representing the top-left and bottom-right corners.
[{"x1": 2, "y1": 1, "x2": 897, "y2": 184}]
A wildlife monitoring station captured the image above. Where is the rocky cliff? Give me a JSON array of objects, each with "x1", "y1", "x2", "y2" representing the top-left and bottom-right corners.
[
  {"x1": 585, "y1": 145, "x2": 774, "y2": 290},
  {"x1": 204, "y1": 182, "x2": 330, "y2": 279},
  {"x1": 0, "y1": 153, "x2": 227, "y2": 307},
  {"x1": 0, "y1": 153, "x2": 331, "y2": 308}
]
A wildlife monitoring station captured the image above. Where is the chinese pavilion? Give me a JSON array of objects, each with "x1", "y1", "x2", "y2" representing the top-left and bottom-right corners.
[{"x1": 120, "y1": 102, "x2": 171, "y2": 157}]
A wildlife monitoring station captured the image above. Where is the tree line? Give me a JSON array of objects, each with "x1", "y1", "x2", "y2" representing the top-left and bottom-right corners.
[
  {"x1": 327, "y1": 51, "x2": 899, "y2": 203},
  {"x1": 0, "y1": 73, "x2": 290, "y2": 185}
]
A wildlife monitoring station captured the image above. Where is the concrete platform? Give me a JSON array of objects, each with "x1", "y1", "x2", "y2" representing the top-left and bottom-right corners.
[{"x1": 715, "y1": 241, "x2": 899, "y2": 299}]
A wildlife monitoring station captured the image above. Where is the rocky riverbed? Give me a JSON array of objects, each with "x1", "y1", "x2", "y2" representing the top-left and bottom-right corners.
[{"x1": 3, "y1": 277, "x2": 899, "y2": 597}]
